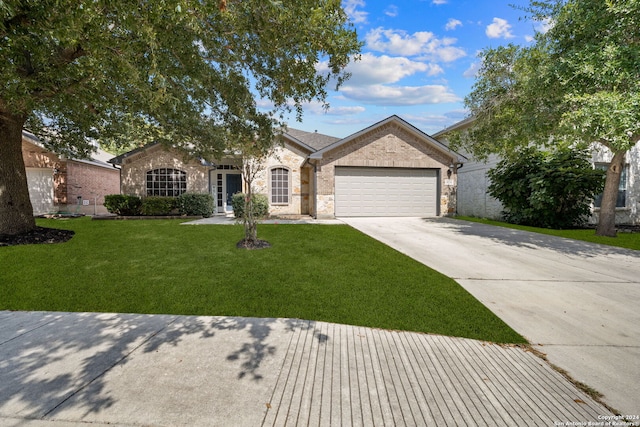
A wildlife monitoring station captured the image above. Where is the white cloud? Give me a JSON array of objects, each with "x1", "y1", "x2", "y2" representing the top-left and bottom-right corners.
[
  {"x1": 301, "y1": 99, "x2": 366, "y2": 115},
  {"x1": 525, "y1": 18, "x2": 553, "y2": 42},
  {"x1": 365, "y1": 27, "x2": 466, "y2": 62},
  {"x1": 535, "y1": 17, "x2": 553, "y2": 34},
  {"x1": 340, "y1": 84, "x2": 461, "y2": 106},
  {"x1": 344, "y1": 53, "x2": 435, "y2": 86},
  {"x1": 486, "y1": 17, "x2": 514, "y2": 39},
  {"x1": 425, "y1": 63, "x2": 445, "y2": 76},
  {"x1": 432, "y1": 0, "x2": 447, "y2": 4},
  {"x1": 463, "y1": 61, "x2": 481, "y2": 78},
  {"x1": 384, "y1": 5, "x2": 398, "y2": 17},
  {"x1": 445, "y1": 18, "x2": 462, "y2": 31},
  {"x1": 325, "y1": 105, "x2": 367, "y2": 115},
  {"x1": 343, "y1": 0, "x2": 368, "y2": 24}
]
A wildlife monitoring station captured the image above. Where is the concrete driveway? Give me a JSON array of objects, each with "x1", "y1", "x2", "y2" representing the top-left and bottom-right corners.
[{"x1": 342, "y1": 217, "x2": 640, "y2": 415}]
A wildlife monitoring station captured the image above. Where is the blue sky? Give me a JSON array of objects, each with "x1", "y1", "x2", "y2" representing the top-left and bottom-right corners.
[{"x1": 274, "y1": 0, "x2": 548, "y2": 138}]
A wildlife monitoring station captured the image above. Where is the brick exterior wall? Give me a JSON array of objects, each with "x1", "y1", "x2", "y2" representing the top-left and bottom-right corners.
[
  {"x1": 313, "y1": 123, "x2": 456, "y2": 218},
  {"x1": 120, "y1": 143, "x2": 312, "y2": 217},
  {"x1": 120, "y1": 144, "x2": 209, "y2": 196},
  {"x1": 63, "y1": 160, "x2": 120, "y2": 214}
]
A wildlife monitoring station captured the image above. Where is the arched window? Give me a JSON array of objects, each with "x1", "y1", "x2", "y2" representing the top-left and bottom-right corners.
[
  {"x1": 146, "y1": 168, "x2": 186, "y2": 197},
  {"x1": 270, "y1": 167, "x2": 290, "y2": 204}
]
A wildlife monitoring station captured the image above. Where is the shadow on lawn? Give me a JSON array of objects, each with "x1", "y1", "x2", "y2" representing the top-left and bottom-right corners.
[
  {"x1": 430, "y1": 217, "x2": 640, "y2": 259},
  {"x1": 0, "y1": 311, "x2": 325, "y2": 422}
]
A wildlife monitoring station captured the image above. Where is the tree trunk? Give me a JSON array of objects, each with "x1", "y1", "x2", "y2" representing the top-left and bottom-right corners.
[
  {"x1": 240, "y1": 159, "x2": 257, "y2": 244},
  {"x1": 595, "y1": 150, "x2": 625, "y2": 237},
  {"x1": 244, "y1": 184, "x2": 258, "y2": 244},
  {"x1": 0, "y1": 111, "x2": 36, "y2": 235}
]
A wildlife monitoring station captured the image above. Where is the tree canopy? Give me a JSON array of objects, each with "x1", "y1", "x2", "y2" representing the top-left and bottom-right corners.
[
  {"x1": 450, "y1": 0, "x2": 640, "y2": 236},
  {"x1": 0, "y1": 0, "x2": 361, "y2": 235}
]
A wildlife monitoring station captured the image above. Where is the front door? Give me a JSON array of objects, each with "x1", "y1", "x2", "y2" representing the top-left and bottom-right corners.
[{"x1": 225, "y1": 174, "x2": 242, "y2": 213}]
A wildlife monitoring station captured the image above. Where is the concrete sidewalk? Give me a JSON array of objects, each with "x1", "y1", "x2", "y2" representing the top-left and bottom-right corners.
[
  {"x1": 0, "y1": 311, "x2": 613, "y2": 426},
  {"x1": 342, "y1": 217, "x2": 640, "y2": 416}
]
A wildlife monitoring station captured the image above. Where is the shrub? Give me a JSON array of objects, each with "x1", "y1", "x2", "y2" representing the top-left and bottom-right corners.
[
  {"x1": 176, "y1": 193, "x2": 215, "y2": 217},
  {"x1": 104, "y1": 194, "x2": 142, "y2": 216},
  {"x1": 141, "y1": 196, "x2": 176, "y2": 216},
  {"x1": 488, "y1": 147, "x2": 605, "y2": 228},
  {"x1": 231, "y1": 192, "x2": 269, "y2": 219}
]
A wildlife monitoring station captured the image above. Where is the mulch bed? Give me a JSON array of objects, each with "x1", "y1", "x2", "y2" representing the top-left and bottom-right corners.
[
  {"x1": 0, "y1": 227, "x2": 75, "y2": 247},
  {"x1": 236, "y1": 238, "x2": 272, "y2": 250}
]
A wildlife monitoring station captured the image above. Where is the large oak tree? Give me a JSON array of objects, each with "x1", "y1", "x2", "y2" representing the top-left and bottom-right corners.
[
  {"x1": 0, "y1": 0, "x2": 361, "y2": 235},
  {"x1": 450, "y1": 0, "x2": 639, "y2": 236}
]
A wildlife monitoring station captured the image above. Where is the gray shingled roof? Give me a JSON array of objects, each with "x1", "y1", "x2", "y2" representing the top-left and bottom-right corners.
[{"x1": 284, "y1": 128, "x2": 340, "y2": 152}]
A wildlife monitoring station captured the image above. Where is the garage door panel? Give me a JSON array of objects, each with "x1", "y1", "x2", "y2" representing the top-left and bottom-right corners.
[
  {"x1": 335, "y1": 167, "x2": 437, "y2": 217},
  {"x1": 26, "y1": 168, "x2": 54, "y2": 215}
]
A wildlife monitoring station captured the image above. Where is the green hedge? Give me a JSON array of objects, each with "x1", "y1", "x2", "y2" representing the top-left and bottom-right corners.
[
  {"x1": 231, "y1": 193, "x2": 269, "y2": 219},
  {"x1": 487, "y1": 147, "x2": 605, "y2": 228},
  {"x1": 105, "y1": 193, "x2": 214, "y2": 217},
  {"x1": 141, "y1": 197, "x2": 176, "y2": 216},
  {"x1": 176, "y1": 193, "x2": 215, "y2": 217},
  {"x1": 104, "y1": 195, "x2": 142, "y2": 216}
]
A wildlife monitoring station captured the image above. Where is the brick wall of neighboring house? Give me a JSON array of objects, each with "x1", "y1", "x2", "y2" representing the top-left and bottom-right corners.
[
  {"x1": 22, "y1": 138, "x2": 64, "y2": 208},
  {"x1": 314, "y1": 122, "x2": 456, "y2": 218},
  {"x1": 22, "y1": 139, "x2": 61, "y2": 170},
  {"x1": 63, "y1": 160, "x2": 120, "y2": 214},
  {"x1": 120, "y1": 144, "x2": 209, "y2": 196},
  {"x1": 22, "y1": 137, "x2": 121, "y2": 215}
]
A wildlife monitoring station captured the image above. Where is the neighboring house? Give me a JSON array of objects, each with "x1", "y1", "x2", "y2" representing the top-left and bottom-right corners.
[
  {"x1": 108, "y1": 115, "x2": 465, "y2": 218},
  {"x1": 433, "y1": 118, "x2": 640, "y2": 225},
  {"x1": 21, "y1": 131, "x2": 120, "y2": 215}
]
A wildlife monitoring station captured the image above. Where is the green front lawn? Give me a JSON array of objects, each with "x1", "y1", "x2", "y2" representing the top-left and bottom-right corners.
[
  {"x1": 455, "y1": 216, "x2": 640, "y2": 251},
  {"x1": 0, "y1": 217, "x2": 524, "y2": 343}
]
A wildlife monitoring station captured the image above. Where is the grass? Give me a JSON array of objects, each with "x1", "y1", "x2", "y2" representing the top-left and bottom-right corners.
[
  {"x1": 455, "y1": 216, "x2": 640, "y2": 251},
  {"x1": 0, "y1": 217, "x2": 525, "y2": 344}
]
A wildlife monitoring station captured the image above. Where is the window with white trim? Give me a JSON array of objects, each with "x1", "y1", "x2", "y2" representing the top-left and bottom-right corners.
[
  {"x1": 270, "y1": 167, "x2": 289, "y2": 204},
  {"x1": 594, "y1": 163, "x2": 627, "y2": 208},
  {"x1": 146, "y1": 168, "x2": 187, "y2": 197}
]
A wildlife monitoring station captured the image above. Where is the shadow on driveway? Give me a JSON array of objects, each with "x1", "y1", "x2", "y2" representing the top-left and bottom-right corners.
[{"x1": 425, "y1": 217, "x2": 640, "y2": 259}]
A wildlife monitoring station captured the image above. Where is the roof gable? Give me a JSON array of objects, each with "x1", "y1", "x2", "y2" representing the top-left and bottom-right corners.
[
  {"x1": 23, "y1": 130, "x2": 117, "y2": 169},
  {"x1": 310, "y1": 115, "x2": 465, "y2": 162}
]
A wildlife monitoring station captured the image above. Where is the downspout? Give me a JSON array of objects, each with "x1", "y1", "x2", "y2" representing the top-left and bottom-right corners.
[
  {"x1": 112, "y1": 163, "x2": 122, "y2": 195},
  {"x1": 312, "y1": 160, "x2": 318, "y2": 219}
]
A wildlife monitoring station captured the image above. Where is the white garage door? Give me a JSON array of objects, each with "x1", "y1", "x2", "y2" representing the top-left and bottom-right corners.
[
  {"x1": 26, "y1": 168, "x2": 54, "y2": 215},
  {"x1": 335, "y1": 167, "x2": 438, "y2": 217}
]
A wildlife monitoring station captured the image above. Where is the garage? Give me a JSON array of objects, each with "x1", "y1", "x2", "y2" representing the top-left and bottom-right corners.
[
  {"x1": 334, "y1": 167, "x2": 438, "y2": 217},
  {"x1": 26, "y1": 168, "x2": 54, "y2": 215}
]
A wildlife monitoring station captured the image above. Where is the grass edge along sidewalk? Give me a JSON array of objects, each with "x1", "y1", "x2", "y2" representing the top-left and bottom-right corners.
[
  {"x1": 454, "y1": 216, "x2": 640, "y2": 251},
  {"x1": 1, "y1": 217, "x2": 525, "y2": 344}
]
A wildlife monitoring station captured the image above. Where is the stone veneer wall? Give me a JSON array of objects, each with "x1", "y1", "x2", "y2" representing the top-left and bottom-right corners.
[
  {"x1": 314, "y1": 123, "x2": 455, "y2": 218},
  {"x1": 252, "y1": 144, "x2": 308, "y2": 216},
  {"x1": 120, "y1": 145, "x2": 209, "y2": 196}
]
